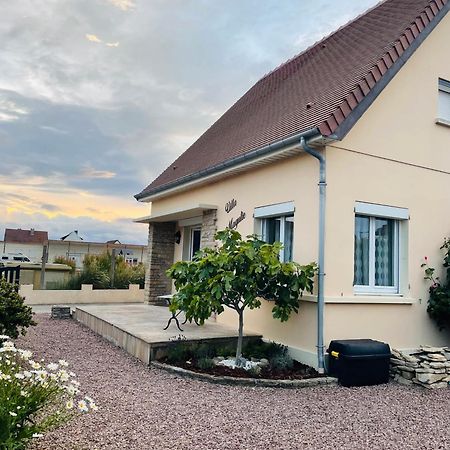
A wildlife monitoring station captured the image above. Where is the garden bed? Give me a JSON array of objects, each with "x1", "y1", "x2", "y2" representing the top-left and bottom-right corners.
[
  {"x1": 152, "y1": 361, "x2": 337, "y2": 388},
  {"x1": 160, "y1": 338, "x2": 330, "y2": 385},
  {"x1": 168, "y1": 358, "x2": 322, "y2": 380}
]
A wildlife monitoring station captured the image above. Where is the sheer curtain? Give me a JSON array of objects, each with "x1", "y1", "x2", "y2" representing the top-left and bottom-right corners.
[{"x1": 354, "y1": 215, "x2": 369, "y2": 285}]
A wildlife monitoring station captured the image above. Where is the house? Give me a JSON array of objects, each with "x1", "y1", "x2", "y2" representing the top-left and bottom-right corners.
[
  {"x1": 60, "y1": 230, "x2": 84, "y2": 241},
  {"x1": 1, "y1": 228, "x2": 148, "y2": 268},
  {"x1": 4, "y1": 228, "x2": 48, "y2": 245},
  {"x1": 135, "y1": 0, "x2": 450, "y2": 370}
]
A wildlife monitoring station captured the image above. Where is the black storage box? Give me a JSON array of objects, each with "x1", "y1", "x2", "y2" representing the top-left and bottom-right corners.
[{"x1": 327, "y1": 339, "x2": 391, "y2": 387}]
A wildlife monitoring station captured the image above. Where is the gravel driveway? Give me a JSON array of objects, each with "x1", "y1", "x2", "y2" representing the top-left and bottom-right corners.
[{"x1": 18, "y1": 315, "x2": 450, "y2": 450}]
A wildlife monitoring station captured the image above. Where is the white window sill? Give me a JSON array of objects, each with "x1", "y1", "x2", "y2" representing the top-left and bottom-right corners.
[
  {"x1": 301, "y1": 294, "x2": 416, "y2": 305},
  {"x1": 435, "y1": 118, "x2": 450, "y2": 128}
]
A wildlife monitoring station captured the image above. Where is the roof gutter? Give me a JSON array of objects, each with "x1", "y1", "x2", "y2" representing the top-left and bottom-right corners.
[{"x1": 135, "y1": 127, "x2": 322, "y2": 202}]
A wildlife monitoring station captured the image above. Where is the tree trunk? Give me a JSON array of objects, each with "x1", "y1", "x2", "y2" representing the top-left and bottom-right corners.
[{"x1": 235, "y1": 309, "x2": 244, "y2": 362}]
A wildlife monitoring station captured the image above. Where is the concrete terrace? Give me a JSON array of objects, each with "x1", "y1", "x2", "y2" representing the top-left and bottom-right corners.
[{"x1": 73, "y1": 304, "x2": 260, "y2": 364}]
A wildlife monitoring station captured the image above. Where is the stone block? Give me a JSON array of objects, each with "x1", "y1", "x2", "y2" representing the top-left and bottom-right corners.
[
  {"x1": 416, "y1": 372, "x2": 446, "y2": 384},
  {"x1": 401, "y1": 370, "x2": 414, "y2": 380}
]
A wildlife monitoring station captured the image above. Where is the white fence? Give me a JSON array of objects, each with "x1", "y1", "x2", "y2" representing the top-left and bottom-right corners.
[{"x1": 20, "y1": 284, "x2": 145, "y2": 305}]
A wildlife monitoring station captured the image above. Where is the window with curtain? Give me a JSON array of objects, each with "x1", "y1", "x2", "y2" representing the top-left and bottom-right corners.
[{"x1": 354, "y1": 214, "x2": 399, "y2": 294}]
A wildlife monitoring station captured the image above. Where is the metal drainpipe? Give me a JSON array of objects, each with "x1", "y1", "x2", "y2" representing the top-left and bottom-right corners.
[{"x1": 300, "y1": 136, "x2": 326, "y2": 373}]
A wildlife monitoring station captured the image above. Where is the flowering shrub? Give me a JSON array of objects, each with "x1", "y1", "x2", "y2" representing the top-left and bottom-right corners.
[
  {"x1": 0, "y1": 337, "x2": 96, "y2": 449},
  {"x1": 421, "y1": 238, "x2": 450, "y2": 330}
]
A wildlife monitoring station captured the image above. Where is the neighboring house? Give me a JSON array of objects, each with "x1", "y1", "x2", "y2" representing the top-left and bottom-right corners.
[
  {"x1": 135, "y1": 0, "x2": 450, "y2": 369},
  {"x1": 1, "y1": 228, "x2": 148, "y2": 268},
  {"x1": 60, "y1": 230, "x2": 84, "y2": 241}
]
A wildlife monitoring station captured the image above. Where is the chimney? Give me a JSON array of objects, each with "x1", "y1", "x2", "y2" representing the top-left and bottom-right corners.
[{"x1": 30, "y1": 228, "x2": 35, "y2": 236}]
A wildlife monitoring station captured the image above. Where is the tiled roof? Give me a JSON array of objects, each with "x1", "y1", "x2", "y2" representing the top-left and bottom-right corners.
[
  {"x1": 137, "y1": 0, "x2": 449, "y2": 200},
  {"x1": 4, "y1": 228, "x2": 48, "y2": 244}
]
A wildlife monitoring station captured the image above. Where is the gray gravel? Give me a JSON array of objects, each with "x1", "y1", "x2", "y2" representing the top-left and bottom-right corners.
[{"x1": 18, "y1": 315, "x2": 450, "y2": 450}]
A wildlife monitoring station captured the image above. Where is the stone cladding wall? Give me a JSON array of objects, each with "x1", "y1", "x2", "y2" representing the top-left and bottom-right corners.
[
  {"x1": 200, "y1": 209, "x2": 217, "y2": 249},
  {"x1": 144, "y1": 222, "x2": 176, "y2": 305}
]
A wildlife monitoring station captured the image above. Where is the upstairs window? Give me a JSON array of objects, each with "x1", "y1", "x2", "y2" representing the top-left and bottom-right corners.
[{"x1": 437, "y1": 78, "x2": 450, "y2": 126}]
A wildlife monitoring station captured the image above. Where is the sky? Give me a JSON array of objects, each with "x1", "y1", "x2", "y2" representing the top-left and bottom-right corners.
[{"x1": 0, "y1": 0, "x2": 379, "y2": 244}]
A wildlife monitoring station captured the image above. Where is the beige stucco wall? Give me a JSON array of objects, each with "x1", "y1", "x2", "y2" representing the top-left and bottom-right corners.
[
  {"x1": 144, "y1": 13, "x2": 450, "y2": 366},
  {"x1": 324, "y1": 11, "x2": 450, "y2": 349},
  {"x1": 21, "y1": 284, "x2": 144, "y2": 305}
]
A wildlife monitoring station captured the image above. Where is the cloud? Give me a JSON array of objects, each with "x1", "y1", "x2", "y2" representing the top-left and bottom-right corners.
[
  {"x1": 80, "y1": 165, "x2": 116, "y2": 179},
  {"x1": 85, "y1": 34, "x2": 102, "y2": 43},
  {"x1": 0, "y1": 99, "x2": 29, "y2": 122},
  {"x1": 106, "y1": 42, "x2": 120, "y2": 47},
  {"x1": 107, "y1": 0, "x2": 135, "y2": 11}
]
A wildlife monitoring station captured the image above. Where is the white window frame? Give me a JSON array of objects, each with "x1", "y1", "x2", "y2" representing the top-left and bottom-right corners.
[
  {"x1": 255, "y1": 202, "x2": 295, "y2": 263},
  {"x1": 189, "y1": 226, "x2": 201, "y2": 261},
  {"x1": 437, "y1": 78, "x2": 450, "y2": 126},
  {"x1": 353, "y1": 202, "x2": 409, "y2": 295}
]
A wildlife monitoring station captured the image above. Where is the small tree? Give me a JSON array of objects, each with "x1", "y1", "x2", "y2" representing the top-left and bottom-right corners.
[
  {"x1": 422, "y1": 237, "x2": 450, "y2": 330},
  {"x1": 167, "y1": 229, "x2": 317, "y2": 363},
  {"x1": 0, "y1": 279, "x2": 36, "y2": 339}
]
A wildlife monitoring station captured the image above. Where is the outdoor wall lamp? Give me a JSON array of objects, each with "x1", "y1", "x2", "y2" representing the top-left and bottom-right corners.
[{"x1": 174, "y1": 231, "x2": 181, "y2": 244}]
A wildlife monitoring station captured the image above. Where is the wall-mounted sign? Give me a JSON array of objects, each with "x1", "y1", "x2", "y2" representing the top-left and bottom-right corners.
[
  {"x1": 228, "y1": 211, "x2": 246, "y2": 230},
  {"x1": 225, "y1": 198, "x2": 246, "y2": 229},
  {"x1": 225, "y1": 198, "x2": 237, "y2": 213}
]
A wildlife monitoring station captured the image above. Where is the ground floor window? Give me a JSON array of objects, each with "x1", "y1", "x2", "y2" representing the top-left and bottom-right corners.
[
  {"x1": 189, "y1": 227, "x2": 201, "y2": 260},
  {"x1": 353, "y1": 202, "x2": 408, "y2": 295},
  {"x1": 254, "y1": 201, "x2": 295, "y2": 263}
]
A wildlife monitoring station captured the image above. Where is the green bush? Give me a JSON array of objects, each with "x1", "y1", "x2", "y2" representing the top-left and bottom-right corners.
[
  {"x1": 195, "y1": 357, "x2": 214, "y2": 370},
  {"x1": 242, "y1": 340, "x2": 286, "y2": 360},
  {"x1": 215, "y1": 344, "x2": 236, "y2": 358},
  {"x1": 165, "y1": 343, "x2": 193, "y2": 364},
  {"x1": 0, "y1": 279, "x2": 36, "y2": 339},
  {"x1": 0, "y1": 340, "x2": 96, "y2": 449},
  {"x1": 270, "y1": 354, "x2": 294, "y2": 372},
  {"x1": 56, "y1": 253, "x2": 145, "y2": 290},
  {"x1": 53, "y1": 256, "x2": 76, "y2": 273},
  {"x1": 422, "y1": 238, "x2": 450, "y2": 330}
]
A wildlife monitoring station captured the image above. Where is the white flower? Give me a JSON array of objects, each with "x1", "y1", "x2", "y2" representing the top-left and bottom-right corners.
[
  {"x1": 14, "y1": 373, "x2": 25, "y2": 380},
  {"x1": 20, "y1": 390, "x2": 28, "y2": 397},
  {"x1": 19, "y1": 350, "x2": 32, "y2": 360},
  {"x1": 66, "y1": 399, "x2": 74, "y2": 410},
  {"x1": 35, "y1": 370, "x2": 48, "y2": 382},
  {"x1": 89, "y1": 402, "x2": 98, "y2": 412},
  {"x1": 85, "y1": 395, "x2": 94, "y2": 403},
  {"x1": 23, "y1": 371, "x2": 32, "y2": 378},
  {"x1": 47, "y1": 363, "x2": 59, "y2": 371},
  {"x1": 32, "y1": 433, "x2": 44, "y2": 438},
  {"x1": 0, "y1": 334, "x2": 10, "y2": 340},
  {"x1": 65, "y1": 384, "x2": 79, "y2": 395},
  {"x1": 58, "y1": 360, "x2": 69, "y2": 367},
  {"x1": 29, "y1": 360, "x2": 41, "y2": 370},
  {"x1": 9, "y1": 411, "x2": 17, "y2": 417},
  {"x1": 77, "y1": 400, "x2": 88, "y2": 412},
  {"x1": 58, "y1": 369, "x2": 69, "y2": 382}
]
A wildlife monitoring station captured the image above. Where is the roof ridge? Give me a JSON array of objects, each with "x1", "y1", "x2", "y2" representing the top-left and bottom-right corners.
[{"x1": 319, "y1": 0, "x2": 448, "y2": 135}]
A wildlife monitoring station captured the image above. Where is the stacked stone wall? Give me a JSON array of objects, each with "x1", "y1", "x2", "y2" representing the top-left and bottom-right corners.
[
  {"x1": 200, "y1": 209, "x2": 217, "y2": 249},
  {"x1": 390, "y1": 346, "x2": 450, "y2": 389},
  {"x1": 145, "y1": 222, "x2": 176, "y2": 305}
]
